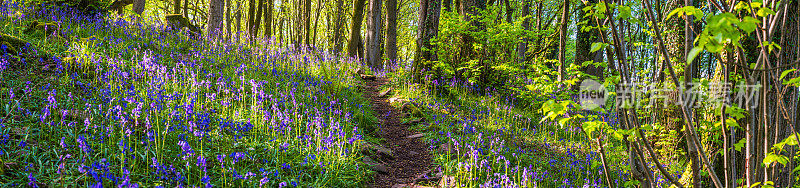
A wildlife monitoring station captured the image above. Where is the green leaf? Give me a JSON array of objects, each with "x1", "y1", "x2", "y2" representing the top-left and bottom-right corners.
[
  {"x1": 757, "y1": 7, "x2": 776, "y2": 17},
  {"x1": 781, "y1": 134, "x2": 799, "y2": 146},
  {"x1": 666, "y1": 7, "x2": 684, "y2": 21},
  {"x1": 739, "y1": 17, "x2": 760, "y2": 33},
  {"x1": 619, "y1": 6, "x2": 633, "y2": 19},
  {"x1": 582, "y1": 121, "x2": 605, "y2": 139},
  {"x1": 591, "y1": 42, "x2": 606, "y2": 53},
  {"x1": 763, "y1": 153, "x2": 780, "y2": 166},
  {"x1": 725, "y1": 118, "x2": 740, "y2": 129},
  {"x1": 558, "y1": 117, "x2": 571, "y2": 127},
  {"x1": 763, "y1": 153, "x2": 788, "y2": 166},
  {"x1": 686, "y1": 46, "x2": 703, "y2": 64},
  {"x1": 734, "y1": 138, "x2": 746, "y2": 152},
  {"x1": 664, "y1": 7, "x2": 685, "y2": 20},
  {"x1": 779, "y1": 69, "x2": 796, "y2": 80},
  {"x1": 786, "y1": 77, "x2": 800, "y2": 85}
]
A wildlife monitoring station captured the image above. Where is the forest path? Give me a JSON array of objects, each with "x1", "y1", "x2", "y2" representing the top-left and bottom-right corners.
[{"x1": 364, "y1": 77, "x2": 436, "y2": 188}]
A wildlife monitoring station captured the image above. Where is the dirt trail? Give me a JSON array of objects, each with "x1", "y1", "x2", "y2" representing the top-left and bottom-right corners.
[{"x1": 364, "y1": 77, "x2": 435, "y2": 188}]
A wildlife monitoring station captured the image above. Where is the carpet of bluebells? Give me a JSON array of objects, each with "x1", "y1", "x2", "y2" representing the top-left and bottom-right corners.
[
  {"x1": 0, "y1": 1, "x2": 687, "y2": 188},
  {"x1": 0, "y1": 3, "x2": 377, "y2": 187}
]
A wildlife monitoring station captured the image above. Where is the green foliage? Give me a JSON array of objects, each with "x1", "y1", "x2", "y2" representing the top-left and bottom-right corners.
[{"x1": 33, "y1": 0, "x2": 114, "y2": 14}]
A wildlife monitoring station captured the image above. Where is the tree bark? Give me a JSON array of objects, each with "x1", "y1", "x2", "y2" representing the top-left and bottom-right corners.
[
  {"x1": 575, "y1": 0, "x2": 602, "y2": 79},
  {"x1": 311, "y1": 0, "x2": 323, "y2": 46},
  {"x1": 366, "y1": 0, "x2": 383, "y2": 70},
  {"x1": 247, "y1": 0, "x2": 256, "y2": 40},
  {"x1": 347, "y1": 0, "x2": 367, "y2": 58},
  {"x1": 263, "y1": 0, "x2": 273, "y2": 40},
  {"x1": 332, "y1": 0, "x2": 345, "y2": 54},
  {"x1": 304, "y1": 0, "x2": 312, "y2": 45},
  {"x1": 235, "y1": 0, "x2": 242, "y2": 40},
  {"x1": 555, "y1": 0, "x2": 568, "y2": 81},
  {"x1": 174, "y1": 0, "x2": 181, "y2": 14},
  {"x1": 253, "y1": 0, "x2": 264, "y2": 40},
  {"x1": 443, "y1": 0, "x2": 453, "y2": 12},
  {"x1": 502, "y1": 0, "x2": 512, "y2": 23},
  {"x1": 516, "y1": 0, "x2": 530, "y2": 66},
  {"x1": 385, "y1": 0, "x2": 398, "y2": 63},
  {"x1": 225, "y1": 0, "x2": 232, "y2": 41},
  {"x1": 413, "y1": 0, "x2": 442, "y2": 82},
  {"x1": 207, "y1": 0, "x2": 225, "y2": 40},
  {"x1": 133, "y1": 0, "x2": 146, "y2": 15}
]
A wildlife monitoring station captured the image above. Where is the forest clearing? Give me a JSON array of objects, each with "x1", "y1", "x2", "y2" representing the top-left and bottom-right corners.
[{"x1": 0, "y1": 0, "x2": 798, "y2": 187}]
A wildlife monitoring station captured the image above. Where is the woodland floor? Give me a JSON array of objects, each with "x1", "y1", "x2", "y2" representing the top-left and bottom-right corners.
[{"x1": 364, "y1": 77, "x2": 436, "y2": 188}]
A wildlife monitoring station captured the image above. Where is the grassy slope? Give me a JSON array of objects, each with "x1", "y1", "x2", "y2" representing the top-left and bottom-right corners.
[{"x1": 1, "y1": 4, "x2": 380, "y2": 187}]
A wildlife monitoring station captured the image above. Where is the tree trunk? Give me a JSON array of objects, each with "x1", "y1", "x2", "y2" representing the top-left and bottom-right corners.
[
  {"x1": 304, "y1": 0, "x2": 312, "y2": 45},
  {"x1": 225, "y1": 0, "x2": 232, "y2": 41},
  {"x1": 207, "y1": 0, "x2": 225, "y2": 40},
  {"x1": 263, "y1": 0, "x2": 273, "y2": 41},
  {"x1": 332, "y1": 0, "x2": 345, "y2": 54},
  {"x1": 347, "y1": 0, "x2": 367, "y2": 58},
  {"x1": 385, "y1": 0, "x2": 398, "y2": 63},
  {"x1": 133, "y1": 0, "x2": 146, "y2": 15},
  {"x1": 311, "y1": 0, "x2": 323, "y2": 46},
  {"x1": 253, "y1": 0, "x2": 264, "y2": 40},
  {"x1": 247, "y1": 0, "x2": 256, "y2": 40},
  {"x1": 235, "y1": 0, "x2": 242, "y2": 40},
  {"x1": 575, "y1": 0, "x2": 602, "y2": 79},
  {"x1": 515, "y1": 1, "x2": 530, "y2": 66},
  {"x1": 366, "y1": 0, "x2": 383, "y2": 70},
  {"x1": 459, "y1": 0, "x2": 484, "y2": 61},
  {"x1": 556, "y1": 0, "x2": 568, "y2": 81},
  {"x1": 443, "y1": 0, "x2": 453, "y2": 12},
  {"x1": 413, "y1": 0, "x2": 442, "y2": 82},
  {"x1": 174, "y1": 0, "x2": 181, "y2": 14},
  {"x1": 502, "y1": 0, "x2": 512, "y2": 23},
  {"x1": 459, "y1": 0, "x2": 486, "y2": 83}
]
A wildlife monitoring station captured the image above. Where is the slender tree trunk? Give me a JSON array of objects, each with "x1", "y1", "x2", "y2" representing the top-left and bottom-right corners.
[
  {"x1": 556, "y1": 0, "x2": 568, "y2": 81},
  {"x1": 253, "y1": 0, "x2": 264, "y2": 40},
  {"x1": 235, "y1": 0, "x2": 242, "y2": 41},
  {"x1": 295, "y1": 0, "x2": 304, "y2": 46},
  {"x1": 263, "y1": 0, "x2": 272, "y2": 40},
  {"x1": 347, "y1": 0, "x2": 367, "y2": 58},
  {"x1": 366, "y1": 0, "x2": 383, "y2": 70},
  {"x1": 225, "y1": 0, "x2": 232, "y2": 41},
  {"x1": 304, "y1": 0, "x2": 312, "y2": 45},
  {"x1": 575, "y1": 0, "x2": 602, "y2": 79},
  {"x1": 515, "y1": 0, "x2": 530, "y2": 66},
  {"x1": 311, "y1": 0, "x2": 323, "y2": 46},
  {"x1": 443, "y1": 0, "x2": 453, "y2": 12},
  {"x1": 207, "y1": 0, "x2": 225, "y2": 40},
  {"x1": 174, "y1": 0, "x2": 181, "y2": 13},
  {"x1": 247, "y1": 0, "x2": 256, "y2": 40},
  {"x1": 332, "y1": 0, "x2": 345, "y2": 54},
  {"x1": 681, "y1": 1, "x2": 703, "y2": 187},
  {"x1": 413, "y1": 0, "x2": 442, "y2": 82},
  {"x1": 385, "y1": 0, "x2": 398, "y2": 63},
  {"x1": 502, "y1": 0, "x2": 512, "y2": 23}
]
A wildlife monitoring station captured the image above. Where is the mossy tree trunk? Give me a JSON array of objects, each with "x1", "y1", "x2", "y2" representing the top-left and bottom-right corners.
[
  {"x1": 412, "y1": 0, "x2": 442, "y2": 82},
  {"x1": 347, "y1": 0, "x2": 367, "y2": 58}
]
